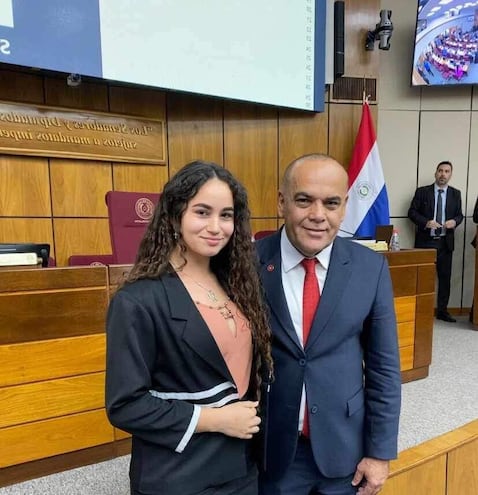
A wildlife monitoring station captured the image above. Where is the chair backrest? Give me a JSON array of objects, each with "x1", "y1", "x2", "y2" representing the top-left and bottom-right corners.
[
  {"x1": 253, "y1": 230, "x2": 276, "y2": 241},
  {"x1": 105, "y1": 191, "x2": 160, "y2": 264},
  {"x1": 375, "y1": 224, "x2": 394, "y2": 243},
  {"x1": 68, "y1": 254, "x2": 115, "y2": 266}
]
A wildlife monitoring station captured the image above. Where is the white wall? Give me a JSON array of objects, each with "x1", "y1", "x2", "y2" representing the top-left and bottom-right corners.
[{"x1": 379, "y1": 0, "x2": 477, "y2": 309}]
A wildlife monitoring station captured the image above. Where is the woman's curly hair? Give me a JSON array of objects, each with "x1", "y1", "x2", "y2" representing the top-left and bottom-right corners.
[{"x1": 125, "y1": 160, "x2": 272, "y2": 398}]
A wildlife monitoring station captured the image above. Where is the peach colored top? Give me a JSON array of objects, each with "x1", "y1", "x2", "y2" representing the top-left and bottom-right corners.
[{"x1": 195, "y1": 300, "x2": 252, "y2": 398}]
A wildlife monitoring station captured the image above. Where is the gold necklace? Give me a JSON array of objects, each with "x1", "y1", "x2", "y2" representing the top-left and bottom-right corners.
[
  {"x1": 179, "y1": 271, "x2": 220, "y2": 303},
  {"x1": 178, "y1": 271, "x2": 234, "y2": 321}
]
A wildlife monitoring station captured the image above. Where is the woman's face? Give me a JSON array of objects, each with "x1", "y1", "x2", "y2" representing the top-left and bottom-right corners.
[{"x1": 179, "y1": 178, "x2": 235, "y2": 261}]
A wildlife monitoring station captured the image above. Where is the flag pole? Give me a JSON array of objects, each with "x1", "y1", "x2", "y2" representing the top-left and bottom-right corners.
[{"x1": 362, "y1": 76, "x2": 370, "y2": 104}]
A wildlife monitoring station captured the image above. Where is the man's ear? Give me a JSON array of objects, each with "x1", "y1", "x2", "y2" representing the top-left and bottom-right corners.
[{"x1": 278, "y1": 191, "x2": 285, "y2": 217}]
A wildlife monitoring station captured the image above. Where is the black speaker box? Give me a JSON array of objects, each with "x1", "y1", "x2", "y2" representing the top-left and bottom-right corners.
[{"x1": 334, "y1": 1, "x2": 345, "y2": 79}]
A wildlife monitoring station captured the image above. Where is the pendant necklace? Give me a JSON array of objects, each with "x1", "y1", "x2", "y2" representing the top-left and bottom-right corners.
[
  {"x1": 178, "y1": 270, "x2": 234, "y2": 320},
  {"x1": 179, "y1": 271, "x2": 220, "y2": 303}
]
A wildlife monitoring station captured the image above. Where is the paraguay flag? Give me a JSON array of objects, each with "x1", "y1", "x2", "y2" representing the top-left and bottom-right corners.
[{"x1": 339, "y1": 101, "x2": 390, "y2": 238}]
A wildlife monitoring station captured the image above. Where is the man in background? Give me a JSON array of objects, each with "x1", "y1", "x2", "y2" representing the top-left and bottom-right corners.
[
  {"x1": 256, "y1": 153, "x2": 401, "y2": 495},
  {"x1": 408, "y1": 161, "x2": 463, "y2": 322}
]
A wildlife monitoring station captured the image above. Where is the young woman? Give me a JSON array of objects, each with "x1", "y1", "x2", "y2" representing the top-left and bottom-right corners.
[{"x1": 105, "y1": 160, "x2": 272, "y2": 495}]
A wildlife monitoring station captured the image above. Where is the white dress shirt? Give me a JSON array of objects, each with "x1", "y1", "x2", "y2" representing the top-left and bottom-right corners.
[{"x1": 280, "y1": 228, "x2": 332, "y2": 431}]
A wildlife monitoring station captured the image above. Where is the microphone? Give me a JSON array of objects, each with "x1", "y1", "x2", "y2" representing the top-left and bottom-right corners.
[{"x1": 338, "y1": 228, "x2": 355, "y2": 237}]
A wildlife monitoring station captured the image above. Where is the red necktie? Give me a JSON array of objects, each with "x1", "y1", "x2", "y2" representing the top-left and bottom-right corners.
[{"x1": 301, "y1": 258, "x2": 320, "y2": 437}]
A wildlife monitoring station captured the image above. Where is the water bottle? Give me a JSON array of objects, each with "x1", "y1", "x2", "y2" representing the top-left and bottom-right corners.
[{"x1": 389, "y1": 229, "x2": 400, "y2": 252}]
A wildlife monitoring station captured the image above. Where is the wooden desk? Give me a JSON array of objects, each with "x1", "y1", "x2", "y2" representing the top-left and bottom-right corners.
[
  {"x1": 383, "y1": 249, "x2": 436, "y2": 383},
  {"x1": 0, "y1": 252, "x2": 436, "y2": 486},
  {"x1": 0, "y1": 266, "x2": 129, "y2": 487}
]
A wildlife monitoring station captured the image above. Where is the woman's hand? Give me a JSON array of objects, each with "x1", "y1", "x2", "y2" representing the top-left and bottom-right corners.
[{"x1": 196, "y1": 401, "x2": 261, "y2": 439}]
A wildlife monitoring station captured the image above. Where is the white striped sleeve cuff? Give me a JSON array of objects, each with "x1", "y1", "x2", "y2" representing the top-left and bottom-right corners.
[{"x1": 175, "y1": 404, "x2": 201, "y2": 453}]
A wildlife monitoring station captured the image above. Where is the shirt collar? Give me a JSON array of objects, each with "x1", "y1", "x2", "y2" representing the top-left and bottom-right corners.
[
  {"x1": 434, "y1": 184, "x2": 448, "y2": 194},
  {"x1": 280, "y1": 228, "x2": 333, "y2": 272}
]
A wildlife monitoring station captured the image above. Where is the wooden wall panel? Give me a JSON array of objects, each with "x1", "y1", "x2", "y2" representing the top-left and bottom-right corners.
[
  {"x1": 0, "y1": 288, "x2": 107, "y2": 344},
  {"x1": 0, "y1": 69, "x2": 44, "y2": 104},
  {"x1": 394, "y1": 296, "x2": 416, "y2": 323},
  {"x1": 399, "y1": 346, "x2": 414, "y2": 371},
  {"x1": 44, "y1": 77, "x2": 109, "y2": 112},
  {"x1": 112, "y1": 163, "x2": 168, "y2": 193},
  {"x1": 0, "y1": 409, "x2": 114, "y2": 468},
  {"x1": 224, "y1": 102, "x2": 278, "y2": 217},
  {"x1": 447, "y1": 438, "x2": 478, "y2": 495},
  {"x1": 389, "y1": 266, "x2": 417, "y2": 297},
  {"x1": 397, "y1": 321, "x2": 414, "y2": 348},
  {"x1": 0, "y1": 156, "x2": 51, "y2": 216},
  {"x1": 54, "y1": 218, "x2": 111, "y2": 266},
  {"x1": 278, "y1": 108, "x2": 328, "y2": 173},
  {"x1": 0, "y1": 218, "x2": 54, "y2": 256},
  {"x1": 381, "y1": 455, "x2": 446, "y2": 495},
  {"x1": 417, "y1": 264, "x2": 435, "y2": 294},
  {"x1": 0, "y1": 265, "x2": 107, "y2": 293},
  {"x1": 343, "y1": 0, "x2": 380, "y2": 79},
  {"x1": 50, "y1": 159, "x2": 112, "y2": 217},
  {"x1": 0, "y1": 334, "x2": 105, "y2": 387},
  {"x1": 414, "y1": 293, "x2": 435, "y2": 368},
  {"x1": 167, "y1": 93, "x2": 224, "y2": 174},
  {"x1": 328, "y1": 103, "x2": 378, "y2": 169},
  {"x1": 109, "y1": 85, "x2": 166, "y2": 119},
  {"x1": 0, "y1": 373, "x2": 105, "y2": 428}
]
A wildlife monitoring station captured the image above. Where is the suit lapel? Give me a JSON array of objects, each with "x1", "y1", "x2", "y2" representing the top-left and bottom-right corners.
[
  {"x1": 305, "y1": 238, "x2": 352, "y2": 350},
  {"x1": 445, "y1": 187, "x2": 454, "y2": 219},
  {"x1": 258, "y1": 234, "x2": 302, "y2": 351},
  {"x1": 428, "y1": 185, "x2": 436, "y2": 218},
  {"x1": 163, "y1": 271, "x2": 233, "y2": 382}
]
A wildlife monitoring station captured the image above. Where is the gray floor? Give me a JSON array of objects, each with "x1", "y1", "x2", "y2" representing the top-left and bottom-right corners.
[{"x1": 1, "y1": 318, "x2": 477, "y2": 494}]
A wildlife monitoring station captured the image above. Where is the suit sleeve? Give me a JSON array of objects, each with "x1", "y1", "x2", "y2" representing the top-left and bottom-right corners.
[
  {"x1": 451, "y1": 189, "x2": 464, "y2": 227},
  {"x1": 105, "y1": 290, "x2": 200, "y2": 453},
  {"x1": 408, "y1": 188, "x2": 429, "y2": 230},
  {"x1": 474, "y1": 196, "x2": 478, "y2": 224},
  {"x1": 362, "y1": 257, "x2": 402, "y2": 460}
]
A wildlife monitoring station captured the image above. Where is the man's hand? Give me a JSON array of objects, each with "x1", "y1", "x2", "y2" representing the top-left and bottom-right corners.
[
  {"x1": 444, "y1": 219, "x2": 456, "y2": 229},
  {"x1": 351, "y1": 457, "x2": 389, "y2": 495},
  {"x1": 426, "y1": 219, "x2": 442, "y2": 229}
]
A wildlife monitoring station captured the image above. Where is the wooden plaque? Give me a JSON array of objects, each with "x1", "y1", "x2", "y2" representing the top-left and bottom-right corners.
[{"x1": 0, "y1": 102, "x2": 166, "y2": 164}]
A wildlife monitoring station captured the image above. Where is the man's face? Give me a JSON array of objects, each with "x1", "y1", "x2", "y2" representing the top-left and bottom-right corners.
[
  {"x1": 278, "y1": 158, "x2": 348, "y2": 257},
  {"x1": 435, "y1": 164, "x2": 452, "y2": 187}
]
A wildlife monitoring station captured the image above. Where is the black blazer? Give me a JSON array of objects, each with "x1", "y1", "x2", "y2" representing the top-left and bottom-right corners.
[
  {"x1": 408, "y1": 184, "x2": 463, "y2": 251},
  {"x1": 105, "y1": 273, "x2": 252, "y2": 495}
]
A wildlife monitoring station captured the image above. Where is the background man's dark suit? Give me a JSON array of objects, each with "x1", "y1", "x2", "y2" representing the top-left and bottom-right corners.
[{"x1": 408, "y1": 184, "x2": 463, "y2": 317}]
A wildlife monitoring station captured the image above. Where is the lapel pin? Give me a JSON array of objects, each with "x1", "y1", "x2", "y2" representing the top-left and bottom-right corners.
[{"x1": 267, "y1": 264, "x2": 275, "y2": 272}]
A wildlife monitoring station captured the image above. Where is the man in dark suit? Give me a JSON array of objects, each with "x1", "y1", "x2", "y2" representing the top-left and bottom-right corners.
[
  {"x1": 408, "y1": 161, "x2": 463, "y2": 323},
  {"x1": 256, "y1": 154, "x2": 401, "y2": 495}
]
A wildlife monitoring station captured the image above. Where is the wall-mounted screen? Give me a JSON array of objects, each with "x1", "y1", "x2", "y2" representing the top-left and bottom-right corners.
[
  {"x1": 0, "y1": 0, "x2": 326, "y2": 111},
  {"x1": 411, "y1": 0, "x2": 478, "y2": 87}
]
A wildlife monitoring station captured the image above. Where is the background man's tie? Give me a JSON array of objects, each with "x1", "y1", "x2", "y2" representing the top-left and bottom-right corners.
[{"x1": 436, "y1": 189, "x2": 444, "y2": 236}]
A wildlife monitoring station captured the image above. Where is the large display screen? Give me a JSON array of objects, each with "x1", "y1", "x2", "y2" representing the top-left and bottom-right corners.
[
  {"x1": 412, "y1": 0, "x2": 478, "y2": 87},
  {"x1": 0, "y1": 0, "x2": 326, "y2": 111}
]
